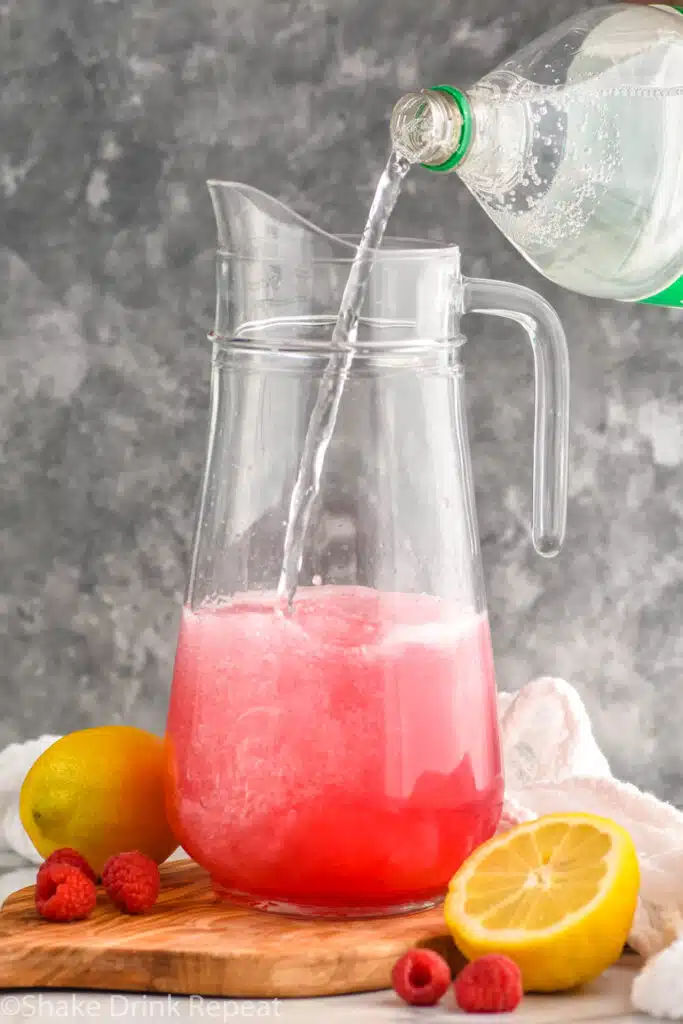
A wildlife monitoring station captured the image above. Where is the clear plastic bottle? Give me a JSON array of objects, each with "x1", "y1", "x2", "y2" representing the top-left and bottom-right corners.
[{"x1": 390, "y1": 4, "x2": 683, "y2": 306}]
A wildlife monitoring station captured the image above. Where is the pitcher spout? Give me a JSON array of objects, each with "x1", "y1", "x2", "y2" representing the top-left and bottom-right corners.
[
  {"x1": 207, "y1": 180, "x2": 356, "y2": 258},
  {"x1": 208, "y1": 181, "x2": 370, "y2": 342}
]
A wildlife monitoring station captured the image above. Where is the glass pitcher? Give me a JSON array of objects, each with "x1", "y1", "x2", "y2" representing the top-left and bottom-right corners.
[{"x1": 164, "y1": 182, "x2": 570, "y2": 918}]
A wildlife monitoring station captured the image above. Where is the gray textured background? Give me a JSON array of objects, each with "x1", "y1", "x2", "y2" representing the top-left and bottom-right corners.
[{"x1": 2, "y1": 0, "x2": 682, "y2": 799}]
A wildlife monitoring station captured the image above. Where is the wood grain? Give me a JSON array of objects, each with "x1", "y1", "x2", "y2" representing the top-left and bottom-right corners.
[{"x1": 0, "y1": 858, "x2": 461, "y2": 998}]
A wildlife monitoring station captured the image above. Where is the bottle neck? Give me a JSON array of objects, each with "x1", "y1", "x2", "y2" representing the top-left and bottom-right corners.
[
  {"x1": 392, "y1": 84, "x2": 532, "y2": 199},
  {"x1": 390, "y1": 86, "x2": 473, "y2": 170}
]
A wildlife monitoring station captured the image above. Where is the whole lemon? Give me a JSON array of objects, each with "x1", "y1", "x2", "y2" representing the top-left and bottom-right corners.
[{"x1": 20, "y1": 726, "x2": 178, "y2": 875}]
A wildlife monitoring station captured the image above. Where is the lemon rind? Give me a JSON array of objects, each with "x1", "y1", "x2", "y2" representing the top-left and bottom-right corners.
[{"x1": 445, "y1": 813, "x2": 640, "y2": 946}]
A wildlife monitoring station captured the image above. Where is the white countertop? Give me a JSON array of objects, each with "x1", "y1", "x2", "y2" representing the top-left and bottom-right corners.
[{"x1": 0, "y1": 858, "x2": 661, "y2": 1023}]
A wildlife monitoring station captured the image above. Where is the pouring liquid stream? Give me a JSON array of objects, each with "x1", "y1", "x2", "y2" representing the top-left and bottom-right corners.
[{"x1": 276, "y1": 150, "x2": 412, "y2": 607}]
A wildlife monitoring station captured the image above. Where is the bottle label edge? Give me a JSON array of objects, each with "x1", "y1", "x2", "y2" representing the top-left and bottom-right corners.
[{"x1": 639, "y1": 276, "x2": 683, "y2": 307}]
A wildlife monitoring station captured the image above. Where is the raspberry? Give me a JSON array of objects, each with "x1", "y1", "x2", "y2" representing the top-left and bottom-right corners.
[
  {"x1": 102, "y1": 851, "x2": 160, "y2": 914},
  {"x1": 454, "y1": 954, "x2": 523, "y2": 1014},
  {"x1": 40, "y1": 847, "x2": 98, "y2": 884},
  {"x1": 391, "y1": 948, "x2": 451, "y2": 1006},
  {"x1": 35, "y1": 862, "x2": 97, "y2": 922}
]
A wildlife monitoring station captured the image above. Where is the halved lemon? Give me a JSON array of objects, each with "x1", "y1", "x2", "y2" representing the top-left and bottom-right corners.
[{"x1": 444, "y1": 812, "x2": 640, "y2": 992}]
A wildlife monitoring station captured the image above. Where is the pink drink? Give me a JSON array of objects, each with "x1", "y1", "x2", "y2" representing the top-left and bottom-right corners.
[{"x1": 165, "y1": 586, "x2": 503, "y2": 915}]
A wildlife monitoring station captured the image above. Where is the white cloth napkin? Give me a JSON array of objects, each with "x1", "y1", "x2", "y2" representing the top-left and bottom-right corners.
[
  {"x1": 2, "y1": 679, "x2": 682, "y2": 959},
  {"x1": 498, "y1": 677, "x2": 683, "y2": 960}
]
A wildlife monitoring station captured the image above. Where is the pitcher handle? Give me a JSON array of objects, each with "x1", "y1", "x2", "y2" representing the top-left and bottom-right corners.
[{"x1": 463, "y1": 277, "x2": 570, "y2": 558}]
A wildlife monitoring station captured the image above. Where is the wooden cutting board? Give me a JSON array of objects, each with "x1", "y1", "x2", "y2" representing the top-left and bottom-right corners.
[{"x1": 0, "y1": 858, "x2": 462, "y2": 998}]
